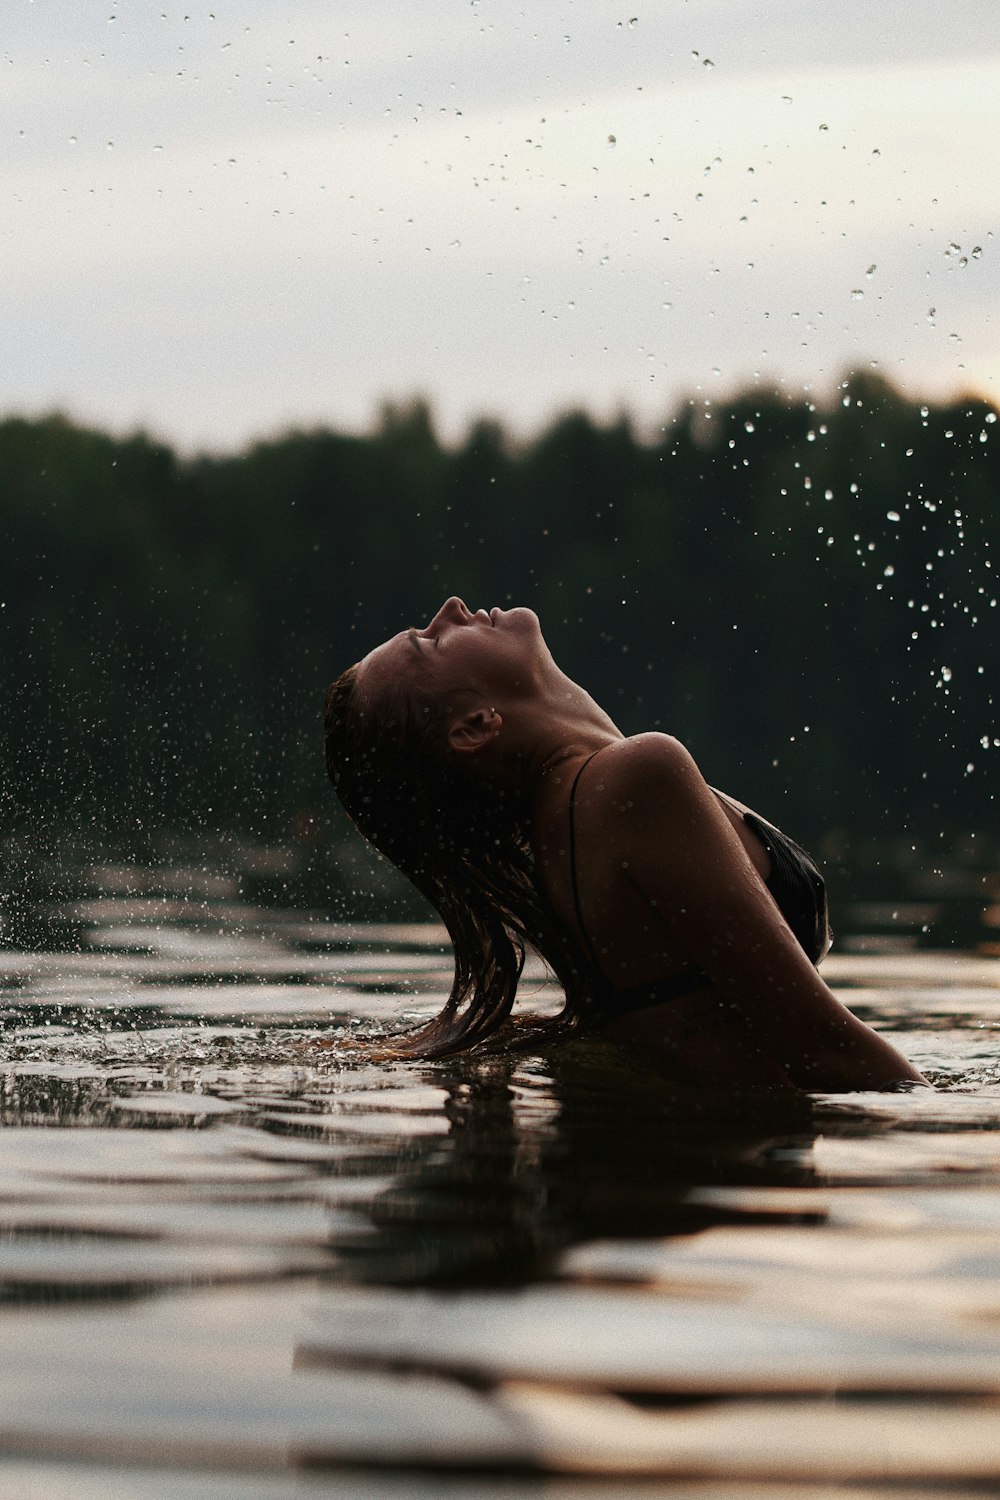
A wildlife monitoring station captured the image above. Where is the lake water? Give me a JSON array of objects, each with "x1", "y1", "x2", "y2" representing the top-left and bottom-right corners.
[{"x1": 2, "y1": 856, "x2": 1000, "y2": 1499}]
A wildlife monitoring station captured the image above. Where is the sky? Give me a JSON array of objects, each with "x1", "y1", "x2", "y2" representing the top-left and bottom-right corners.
[{"x1": 4, "y1": 0, "x2": 999, "y2": 452}]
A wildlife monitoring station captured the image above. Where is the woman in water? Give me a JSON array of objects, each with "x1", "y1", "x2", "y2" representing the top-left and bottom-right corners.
[{"x1": 324, "y1": 597, "x2": 924, "y2": 1091}]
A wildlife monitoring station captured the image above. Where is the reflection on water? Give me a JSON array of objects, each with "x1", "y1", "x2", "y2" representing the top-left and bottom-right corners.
[{"x1": 2, "y1": 857, "x2": 1000, "y2": 1495}]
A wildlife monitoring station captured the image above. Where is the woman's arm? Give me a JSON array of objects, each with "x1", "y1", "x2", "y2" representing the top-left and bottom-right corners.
[{"x1": 601, "y1": 735, "x2": 926, "y2": 1091}]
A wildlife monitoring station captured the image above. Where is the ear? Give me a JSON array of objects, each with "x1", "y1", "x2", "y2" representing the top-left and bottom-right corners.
[{"x1": 446, "y1": 707, "x2": 502, "y2": 755}]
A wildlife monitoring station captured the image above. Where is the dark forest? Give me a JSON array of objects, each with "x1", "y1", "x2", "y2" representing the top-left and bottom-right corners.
[{"x1": 2, "y1": 372, "x2": 996, "y2": 911}]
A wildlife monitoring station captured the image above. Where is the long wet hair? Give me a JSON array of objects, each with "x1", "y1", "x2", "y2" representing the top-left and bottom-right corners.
[{"x1": 323, "y1": 664, "x2": 596, "y2": 1057}]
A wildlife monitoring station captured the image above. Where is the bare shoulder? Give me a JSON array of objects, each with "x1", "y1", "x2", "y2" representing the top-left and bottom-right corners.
[{"x1": 593, "y1": 733, "x2": 704, "y2": 810}]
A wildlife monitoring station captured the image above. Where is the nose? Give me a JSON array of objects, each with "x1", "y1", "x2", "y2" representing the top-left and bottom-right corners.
[{"x1": 423, "y1": 596, "x2": 469, "y2": 633}]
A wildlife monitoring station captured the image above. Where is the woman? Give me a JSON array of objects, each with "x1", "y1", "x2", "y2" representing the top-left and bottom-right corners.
[{"x1": 324, "y1": 597, "x2": 924, "y2": 1091}]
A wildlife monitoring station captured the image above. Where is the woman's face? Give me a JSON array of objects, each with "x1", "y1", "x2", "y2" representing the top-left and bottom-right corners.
[{"x1": 355, "y1": 597, "x2": 550, "y2": 717}]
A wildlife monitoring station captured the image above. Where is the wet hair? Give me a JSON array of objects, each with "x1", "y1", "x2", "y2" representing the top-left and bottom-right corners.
[{"x1": 323, "y1": 663, "x2": 595, "y2": 1057}]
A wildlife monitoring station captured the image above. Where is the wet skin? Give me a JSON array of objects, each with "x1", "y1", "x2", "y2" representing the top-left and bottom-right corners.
[
  {"x1": 354, "y1": 597, "x2": 552, "y2": 719},
  {"x1": 355, "y1": 598, "x2": 925, "y2": 1091}
]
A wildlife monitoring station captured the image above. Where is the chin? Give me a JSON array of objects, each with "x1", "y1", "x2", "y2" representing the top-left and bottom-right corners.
[
  {"x1": 501, "y1": 605, "x2": 540, "y2": 630},
  {"x1": 504, "y1": 606, "x2": 550, "y2": 660}
]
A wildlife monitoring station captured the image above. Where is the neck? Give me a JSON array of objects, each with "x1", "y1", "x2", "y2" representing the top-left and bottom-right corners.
[{"x1": 494, "y1": 673, "x2": 624, "y2": 800}]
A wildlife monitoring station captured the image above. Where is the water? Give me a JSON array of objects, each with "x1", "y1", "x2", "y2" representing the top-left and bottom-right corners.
[{"x1": 2, "y1": 857, "x2": 1000, "y2": 1498}]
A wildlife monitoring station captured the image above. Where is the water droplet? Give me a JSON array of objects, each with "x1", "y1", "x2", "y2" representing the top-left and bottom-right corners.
[
  {"x1": 851, "y1": 288, "x2": 864, "y2": 300},
  {"x1": 703, "y1": 57, "x2": 714, "y2": 67},
  {"x1": 887, "y1": 510, "x2": 900, "y2": 522},
  {"x1": 971, "y1": 245, "x2": 983, "y2": 259},
  {"x1": 607, "y1": 134, "x2": 617, "y2": 147},
  {"x1": 818, "y1": 122, "x2": 828, "y2": 131},
  {"x1": 865, "y1": 264, "x2": 876, "y2": 277}
]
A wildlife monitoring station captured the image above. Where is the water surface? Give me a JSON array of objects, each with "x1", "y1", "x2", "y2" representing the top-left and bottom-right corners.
[{"x1": 2, "y1": 858, "x2": 1000, "y2": 1497}]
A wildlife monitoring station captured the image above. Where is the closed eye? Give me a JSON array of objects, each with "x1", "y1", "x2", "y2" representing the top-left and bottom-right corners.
[{"x1": 408, "y1": 628, "x2": 439, "y2": 653}]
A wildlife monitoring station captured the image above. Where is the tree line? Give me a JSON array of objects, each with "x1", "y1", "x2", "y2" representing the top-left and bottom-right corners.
[{"x1": 1, "y1": 372, "x2": 997, "y2": 902}]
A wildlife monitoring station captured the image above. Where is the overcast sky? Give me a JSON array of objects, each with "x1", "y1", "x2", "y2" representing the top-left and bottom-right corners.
[{"x1": 4, "y1": 1, "x2": 998, "y2": 451}]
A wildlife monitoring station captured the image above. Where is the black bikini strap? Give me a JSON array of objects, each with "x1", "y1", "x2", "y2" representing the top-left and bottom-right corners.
[{"x1": 567, "y1": 750, "x2": 604, "y2": 973}]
